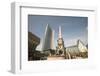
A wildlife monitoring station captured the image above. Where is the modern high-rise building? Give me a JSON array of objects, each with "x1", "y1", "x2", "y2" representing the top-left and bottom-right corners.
[{"x1": 42, "y1": 24, "x2": 54, "y2": 51}]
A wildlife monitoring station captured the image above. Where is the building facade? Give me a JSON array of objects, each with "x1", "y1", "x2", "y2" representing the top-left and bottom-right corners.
[
  {"x1": 77, "y1": 40, "x2": 88, "y2": 52},
  {"x1": 65, "y1": 40, "x2": 88, "y2": 59},
  {"x1": 42, "y1": 24, "x2": 54, "y2": 51},
  {"x1": 28, "y1": 32, "x2": 40, "y2": 60},
  {"x1": 56, "y1": 26, "x2": 66, "y2": 56}
]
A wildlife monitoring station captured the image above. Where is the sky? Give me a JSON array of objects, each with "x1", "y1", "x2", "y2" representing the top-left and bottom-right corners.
[{"x1": 28, "y1": 15, "x2": 88, "y2": 51}]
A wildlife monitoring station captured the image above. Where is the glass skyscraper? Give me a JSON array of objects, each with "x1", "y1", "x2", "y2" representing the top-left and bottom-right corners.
[{"x1": 42, "y1": 24, "x2": 54, "y2": 51}]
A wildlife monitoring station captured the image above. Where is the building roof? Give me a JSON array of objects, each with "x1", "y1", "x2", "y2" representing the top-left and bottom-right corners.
[{"x1": 28, "y1": 32, "x2": 40, "y2": 44}]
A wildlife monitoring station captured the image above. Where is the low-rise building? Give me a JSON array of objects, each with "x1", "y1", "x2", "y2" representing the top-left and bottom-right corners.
[
  {"x1": 28, "y1": 32, "x2": 40, "y2": 60},
  {"x1": 65, "y1": 40, "x2": 88, "y2": 59}
]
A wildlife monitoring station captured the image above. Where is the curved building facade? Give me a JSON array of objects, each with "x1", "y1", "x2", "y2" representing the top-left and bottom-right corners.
[{"x1": 42, "y1": 24, "x2": 54, "y2": 51}]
